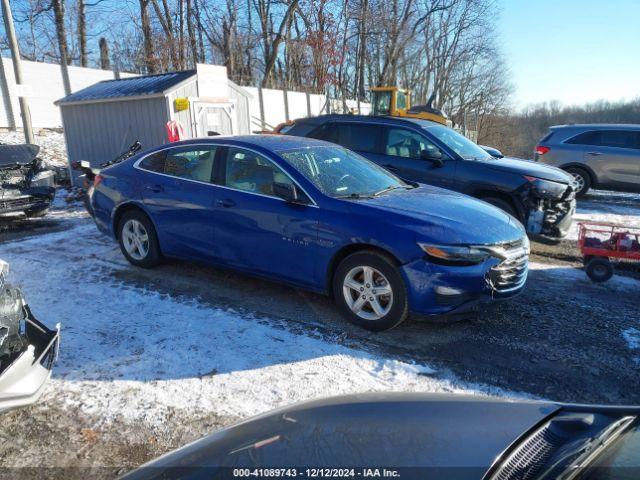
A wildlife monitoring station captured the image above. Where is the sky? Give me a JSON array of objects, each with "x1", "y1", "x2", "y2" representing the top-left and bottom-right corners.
[{"x1": 499, "y1": 0, "x2": 640, "y2": 110}]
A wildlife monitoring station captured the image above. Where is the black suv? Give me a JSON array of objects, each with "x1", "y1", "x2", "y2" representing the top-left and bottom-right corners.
[{"x1": 287, "y1": 115, "x2": 576, "y2": 241}]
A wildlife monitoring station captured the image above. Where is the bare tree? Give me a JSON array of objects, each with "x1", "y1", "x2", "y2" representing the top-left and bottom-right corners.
[
  {"x1": 98, "y1": 36, "x2": 109, "y2": 69},
  {"x1": 138, "y1": 0, "x2": 156, "y2": 73}
]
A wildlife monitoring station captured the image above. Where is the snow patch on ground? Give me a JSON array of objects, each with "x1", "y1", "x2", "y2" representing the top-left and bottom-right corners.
[
  {"x1": 528, "y1": 261, "x2": 640, "y2": 291},
  {"x1": 622, "y1": 328, "x2": 640, "y2": 366},
  {"x1": 566, "y1": 209, "x2": 640, "y2": 241},
  {"x1": 0, "y1": 216, "x2": 523, "y2": 427},
  {"x1": 623, "y1": 328, "x2": 640, "y2": 351},
  {"x1": 0, "y1": 129, "x2": 67, "y2": 168}
]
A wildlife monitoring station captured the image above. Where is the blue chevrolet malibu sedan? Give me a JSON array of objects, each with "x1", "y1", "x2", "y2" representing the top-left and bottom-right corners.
[{"x1": 90, "y1": 135, "x2": 529, "y2": 331}]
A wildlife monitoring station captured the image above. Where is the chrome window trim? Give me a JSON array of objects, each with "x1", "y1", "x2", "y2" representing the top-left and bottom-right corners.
[{"x1": 133, "y1": 141, "x2": 319, "y2": 207}]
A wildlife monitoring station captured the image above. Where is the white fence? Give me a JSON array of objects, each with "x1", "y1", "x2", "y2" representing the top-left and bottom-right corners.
[
  {"x1": 0, "y1": 57, "x2": 369, "y2": 133},
  {"x1": 244, "y1": 86, "x2": 371, "y2": 131},
  {"x1": 0, "y1": 57, "x2": 136, "y2": 129}
]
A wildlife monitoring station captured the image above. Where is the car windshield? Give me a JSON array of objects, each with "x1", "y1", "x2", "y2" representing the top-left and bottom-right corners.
[
  {"x1": 427, "y1": 125, "x2": 492, "y2": 160},
  {"x1": 280, "y1": 145, "x2": 408, "y2": 198}
]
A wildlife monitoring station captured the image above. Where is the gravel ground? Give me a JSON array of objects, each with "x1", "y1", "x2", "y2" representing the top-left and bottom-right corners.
[
  {"x1": 1, "y1": 192, "x2": 639, "y2": 476},
  {"x1": 1, "y1": 130, "x2": 639, "y2": 476}
]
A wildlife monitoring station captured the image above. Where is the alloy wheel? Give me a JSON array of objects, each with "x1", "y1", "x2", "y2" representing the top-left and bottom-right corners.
[
  {"x1": 342, "y1": 266, "x2": 394, "y2": 320},
  {"x1": 122, "y1": 219, "x2": 150, "y2": 261},
  {"x1": 570, "y1": 172, "x2": 585, "y2": 193}
]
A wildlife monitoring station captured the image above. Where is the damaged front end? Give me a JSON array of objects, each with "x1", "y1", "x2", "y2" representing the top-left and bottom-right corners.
[
  {"x1": 0, "y1": 144, "x2": 56, "y2": 217},
  {"x1": 522, "y1": 176, "x2": 576, "y2": 241},
  {"x1": 0, "y1": 260, "x2": 59, "y2": 413}
]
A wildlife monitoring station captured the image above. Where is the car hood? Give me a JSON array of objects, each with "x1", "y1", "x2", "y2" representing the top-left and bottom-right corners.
[
  {"x1": 353, "y1": 185, "x2": 525, "y2": 244},
  {"x1": 480, "y1": 156, "x2": 572, "y2": 183},
  {"x1": 122, "y1": 393, "x2": 560, "y2": 479},
  {"x1": 0, "y1": 144, "x2": 40, "y2": 167}
]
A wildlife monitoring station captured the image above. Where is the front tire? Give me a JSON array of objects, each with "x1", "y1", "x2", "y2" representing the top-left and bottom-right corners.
[
  {"x1": 117, "y1": 210, "x2": 162, "y2": 268},
  {"x1": 564, "y1": 166, "x2": 591, "y2": 196},
  {"x1": 333, "y1": 251, "x2": 409, "y2": 331}
]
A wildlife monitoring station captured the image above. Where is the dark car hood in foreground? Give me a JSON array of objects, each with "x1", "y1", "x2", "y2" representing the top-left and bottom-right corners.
[
  {"x1": 352, "y1": 186, "x2": 524, "y2": 244},
  {"x1": 0, "y1": 144, "x2": 40, "y2": 167},
  {"x1": 480, "y1": 156, "x2": 572, "y2": 183},
  {"x1": 123, "y1": 393, "x2": 559, "y2": 480}
]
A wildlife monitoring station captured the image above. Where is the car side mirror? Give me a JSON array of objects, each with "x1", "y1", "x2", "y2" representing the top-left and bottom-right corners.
[
  {"x1": 273, "y1": 182, "x2": 301, "y2": 203},
  {"x1": 420, "y1": 149, "x2": 444, "y2": 167},
  {"x1": 481, "y1": 145, "x2": 504, "y2": 158}
]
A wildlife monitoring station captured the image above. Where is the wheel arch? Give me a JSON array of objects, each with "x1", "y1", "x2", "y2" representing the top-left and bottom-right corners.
[
  {"x1": 559, "y1": 163, "x2": 597, "y2": 187},
  {"x1": 326, "y1": 243, "x2": 402, "y2": 296},
  {"x1": 112, "y1": 201, "x2": 156, "y2": 240},
  {"x1": 471, "y1": 189, "x2": 524, "y2": 221}
]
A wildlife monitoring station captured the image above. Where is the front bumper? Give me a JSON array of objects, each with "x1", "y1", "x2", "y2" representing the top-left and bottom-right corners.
[
  {"x1": 401, "y1": 247, "x2": 528, "y2": 318},
  {"x1": 524, "y1": 189, "x2": 576, "y2": 240},
  {"x1": 0, "y1": 297, "x2": 60, "y2": 413},
  {"x1": 0, "y1": 188, "x2": 55, "y2": 215}
]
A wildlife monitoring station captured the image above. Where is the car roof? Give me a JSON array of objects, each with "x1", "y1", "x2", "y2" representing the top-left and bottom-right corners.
[
  {"x1": 295, "y1": 113, "x2": 441, "y2": 129},
  {"x1": 157, "y1": 134, "x2": 333, "y2": 153},
  {"x1": 550, "y1": 123, "x2": 640, "y2": 131}
]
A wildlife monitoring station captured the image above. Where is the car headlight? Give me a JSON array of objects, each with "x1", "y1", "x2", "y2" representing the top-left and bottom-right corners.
[
  {"x1": 522, "y1": 234, "x2": 530, "y2": 254},
  {"x1": 30, "y1": 169, "x2": 55, "y2": 187},
  {"x1": 418, "y1": 243, "x2": 492, "y2": 265},
  {"x1": 523, "y1": 175, "x2": 567, "y2": 199}
]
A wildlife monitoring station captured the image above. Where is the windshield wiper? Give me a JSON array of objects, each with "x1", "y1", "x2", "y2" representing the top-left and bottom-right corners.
[
  {"x1": 373, "y1": 185, "x2": 413, "y2": 197},
  {"x1": 555, "y1": 415, "x2": 637, "y2": 480},
  {"x1": 335, "y1": 193, "x2": 374, "y2": 200}
]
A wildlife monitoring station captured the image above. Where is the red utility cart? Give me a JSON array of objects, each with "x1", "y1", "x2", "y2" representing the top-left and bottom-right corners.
[{"x1": 578, "y1": 221, "x2": 640, "y2": 282}]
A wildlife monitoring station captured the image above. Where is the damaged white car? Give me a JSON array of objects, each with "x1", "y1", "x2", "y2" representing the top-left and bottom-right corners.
[
  {"x1": 0, "y1": 259, "x2": 59, "y2": 412},
  {"x1": 0, "y1": 144, "x2": 56, "y2": 217}
]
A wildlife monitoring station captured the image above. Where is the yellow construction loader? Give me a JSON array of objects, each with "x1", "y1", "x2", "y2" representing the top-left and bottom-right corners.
[{"x1": 370, "y1": 86, "x2": 448, "y2": 125}]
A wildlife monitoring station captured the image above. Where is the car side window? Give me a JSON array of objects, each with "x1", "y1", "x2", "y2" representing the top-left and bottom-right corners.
[
  {"x1": 163, "y1": 147, "x2": 218, "y2": 183},
  {"x1": 383, "y1": 127, "x2": 440, "y2": 159},
  {"x1": 566, "y1": 131, "x2": 599, "y2": 146},
  {"x1": 599, "y1": 130, "x2": 638, "y2": 149},
  {"x1": 336, "y1": 123, "x2": 380, "y2": 153},
  {"x1": 308, "y1": 123, "x2": 338, "y2": 143},
  {"x1": 223, "y1": 147, "x2": 295, "y2": 197},
  {"x1": 567, "y1": 130, "x2": 639, "y2": 149},
  {"x1": 138, "y1": 151, "x2": 166, "y2": 173}
]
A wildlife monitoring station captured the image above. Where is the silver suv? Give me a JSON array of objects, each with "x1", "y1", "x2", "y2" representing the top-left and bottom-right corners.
[{"x1": 534, "y1": 124, "x2": 640, "y2": 196}]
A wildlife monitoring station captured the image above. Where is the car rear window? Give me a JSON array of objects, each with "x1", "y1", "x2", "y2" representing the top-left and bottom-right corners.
[
  {"x1": 337, "y1": 123, "x2": 381, "y2": 153},
  {"x1": 540, "y1": 131, "x2": 555, "y2": 143}
]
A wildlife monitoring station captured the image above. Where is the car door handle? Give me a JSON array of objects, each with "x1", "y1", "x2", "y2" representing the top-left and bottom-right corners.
[
  {"x1": 144, "y1": 184, "x2": 164, "y2": 193},
  {"x1": 383, "y1": 164, "x2": 399, "y2": 172},
  {"x1": 587, "y1": 151, "x2": 603, "y2": 156},
  {"x1": 217, "y1": 198, "x2": 236, "y2": 208}
]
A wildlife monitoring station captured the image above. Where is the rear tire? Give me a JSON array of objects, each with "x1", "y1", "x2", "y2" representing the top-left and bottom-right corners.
[
  {"x1": 564, "y1": 167, "x2": 591, "y2": 196},
  {"x1": 333, "y1": 251, "x2": 409, "y2": 332},
  {"x1": 585, "y1": 257, "x2": 613, "y2": 283},
  {"x1": 117, "y1": 210, "x2": 162, "y2": 268}
]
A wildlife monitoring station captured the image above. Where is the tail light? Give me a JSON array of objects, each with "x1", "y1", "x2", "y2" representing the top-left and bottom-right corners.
[
  {"x1": 93, "y1": 174, "x2": 104, "y2": 187},
  {"x1": 534, "y1": 145, "x2": 550, "y2": 156}
]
